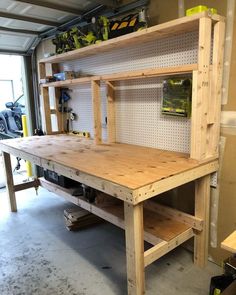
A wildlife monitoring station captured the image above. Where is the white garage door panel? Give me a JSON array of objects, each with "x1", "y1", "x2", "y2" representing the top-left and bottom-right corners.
[
  {"x1": 0, "y1": 17, "x2": 49, "y2": 31},
  {"x1": 0, "y1": 1, "x2": 76, "y2": 22},
  {"x1": 0, "y1": 31, "x2": 32, "y2": 51}
]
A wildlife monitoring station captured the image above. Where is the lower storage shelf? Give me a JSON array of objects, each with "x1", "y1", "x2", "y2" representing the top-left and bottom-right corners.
[{"x1": 39, "y1": 177, "x2": 195, "y2": 263}]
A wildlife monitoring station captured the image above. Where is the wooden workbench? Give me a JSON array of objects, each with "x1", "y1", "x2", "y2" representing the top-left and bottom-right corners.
[
  {"x1": 0, "y1": 134, "x2": 217, "y2": 294},
  {"x1": 1, "y1": 11, "x2": 226, "y2": 295}
]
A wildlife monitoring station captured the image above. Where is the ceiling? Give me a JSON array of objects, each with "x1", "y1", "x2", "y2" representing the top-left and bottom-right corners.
[
  {"x1": 0, "y1": 0, "x2": 149, "y2": 55},
  {"x1": 0, "y1": 0, "x2": 120, "y2": 55}
]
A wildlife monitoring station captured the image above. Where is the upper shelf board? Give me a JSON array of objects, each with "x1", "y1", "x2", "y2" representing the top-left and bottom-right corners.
[
  {"x1": 41, "y1": 64, "x2": 197, "y2": 87},
  {"x1": 39, "y1": 12, "x2": 224, "y2": 64}
]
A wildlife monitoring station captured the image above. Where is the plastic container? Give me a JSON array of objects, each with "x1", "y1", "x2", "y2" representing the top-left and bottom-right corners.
[{"x1": 186, "y1": 5, "x2": 217, "y2": 16}]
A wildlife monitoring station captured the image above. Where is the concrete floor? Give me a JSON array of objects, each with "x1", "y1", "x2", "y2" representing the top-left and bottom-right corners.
[{"x1": 0, "y1": 185, "x2": 222, "y2": 295}]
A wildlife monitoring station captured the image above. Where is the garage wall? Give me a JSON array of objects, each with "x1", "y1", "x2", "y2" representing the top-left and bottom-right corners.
[{"x1": 36, "y1": 0, "x2": 236, "y2": 265}]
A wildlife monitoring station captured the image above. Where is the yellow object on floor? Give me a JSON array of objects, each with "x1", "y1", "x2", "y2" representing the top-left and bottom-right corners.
[
  {"x1": 22, "y1": 115, "x2": 32, "y2": 177},
  {"x1": 186, "y1": 5, "x2": 217, "y2": 16}
]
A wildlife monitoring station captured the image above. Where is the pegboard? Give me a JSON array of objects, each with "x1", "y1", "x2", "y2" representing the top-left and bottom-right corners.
[{"x1": 62, "y1": 31, "x2": 199, "y2": 153}]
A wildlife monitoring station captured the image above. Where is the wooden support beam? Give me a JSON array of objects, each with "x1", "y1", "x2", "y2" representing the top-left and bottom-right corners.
[
  {"x1": 133, "y1": 161, "x2": 218, "y2": 203},
  {"x1": 50, "y1": 63, "x2": 64, "y2": 133},
  {"x1": 39, "y1": 177, "x2": 162, "y2": 245},
  {"x1": 41, "y1": 86, "x2": 52, "y2": 134},
  {"x1": 144, "y1": 228, "x2": 194, "y2": 267},
  {"x1": 194, "y1": 175, "x2": 210, "y2": 267},
  {"x1": 124, "y1": 203, "x2": 145, "y2": 295},
  {"x1": 106, "y1": 81, "x2": 116, "y2": 143},
  {"x1": 207, "y1": 21, "x2": 225, "y2": 157},
  {"x1": 2, "y1": 152, "x2": 17, "y2": 212},
  {"x1": 101, "y1": 64, "x2": 197, "y2": 81},
  {"x1": 14, "y1": 179, "x2": 39, "y2": 192},
  {"x1": 144, "y1": 200, "x2": 203, "y2": 231},
  {"x1": 39, "y1": 62, "x2": 46, "y2": 80},
  {"x1": 191, "y1": 17, "x2": 212, "y2": 160},
  {"x1": 92, "y1": 80, "x2": 102, "y2": 144},
  {"x1": 39, "y1": 63, "x2": 52, "y2": 134}
]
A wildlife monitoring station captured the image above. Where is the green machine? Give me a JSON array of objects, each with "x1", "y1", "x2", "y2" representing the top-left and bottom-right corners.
[{"x1": 162, "y1": 77, "x2": 192, "y2": 118}]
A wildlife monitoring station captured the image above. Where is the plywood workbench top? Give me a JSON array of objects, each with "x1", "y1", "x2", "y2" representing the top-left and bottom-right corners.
[{"x1": 0, "y1": 134, "x2": 203, "y2": 190}]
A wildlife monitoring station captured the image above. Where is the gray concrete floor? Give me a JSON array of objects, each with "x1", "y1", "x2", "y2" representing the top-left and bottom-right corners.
[{"x1": 0, "y1": 186, "x2": 222, "y2": 295}]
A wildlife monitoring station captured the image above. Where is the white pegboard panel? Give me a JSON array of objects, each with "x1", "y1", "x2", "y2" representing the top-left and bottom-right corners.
[
  {"x1": 115, "y1": 78, "x2": 191, "y2": 153},
  {"x1": 210, "y1": 172, "x2": 218, "y2": 188},
  {"x1": 61, "y1": 31, "x2": 198, "y2": 75},
  {"x1": 63, "y1": 30, "x2": 199, "y2": 153},
  {"x1": 69, "y1": 83, "x2": 108, "y2": 141}
]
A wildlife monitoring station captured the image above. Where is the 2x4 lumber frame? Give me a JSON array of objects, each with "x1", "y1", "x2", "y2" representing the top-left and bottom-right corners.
[
  {"x1": 39, "y1": 63, "x2": 52, "y2": 134},
  {"x1": 14, "y1": 0, "x2": 84, "y2": 15},
  {"x1": 0, "y1": 139, "x2": 220, "y2": 205},
  {"x1": 124, "y1": 203, "x2": 145, "y2": 295},
  {"x1": 50, "y1": 63, "x2": 64, "y2": 133},
  {"x1": 144, "y1": 200, "x2": 203, "y2": 231},
  {"x1": 41, "y1": 76, "x2": 97, "y2": 88},
  {"x1": 144, "y1": 228, "x2": 194, "y2": 267},
  {"x1": 92, "y1": 80, "x2": 102, "y2": 144},
  {"x1": 207, "y1": 21, "x2": 226, "y2": 157},
  {"x1": 39, "y1": 177, "x2": 162, "y2": 245},
  {"x1": 2, "y1": 152, "x2": 17, "y2": 212},
  {"x1": 106, "y1": 81, "x2": 116, "y2": 143},
  {"x1": 41, "y1": 87, "x2": 52, "y2": 134},
  {"x1": 194, "y1": 175, "x2": 211, "y2": 267},
  {"x1": 14, "y1": 179, "x2": 39, "y2": 192},
  {"x1": 41, "y1": 65, "x2": 197, "y2": 88},
  {"x1": 132, "y1": 161, "x2": 218, "y2": 204},
  {"x1": 190, "y1": 17, "x2": 212, "y2": 161},
  {"x1": 101, "y1": 64, "x2": 197, "y2": 81},
  {"x1": 0, "y1": 11, "x2": 59, "y2": 27}
]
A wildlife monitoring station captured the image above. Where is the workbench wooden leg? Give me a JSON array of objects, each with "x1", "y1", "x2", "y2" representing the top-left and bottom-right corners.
[
  {"x1": 194, "y1": 175, "x2": 210, "y2": 267},
  {"x1": 2, "y1": 152, "x2": 17, "y2": 212},
  {"x1": 124, "y1": 202, "x2": 145, "y2": 295}
]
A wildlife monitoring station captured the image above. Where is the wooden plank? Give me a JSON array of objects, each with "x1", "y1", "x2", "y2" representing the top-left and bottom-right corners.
[
  {"x1": 144, "y1": 200, "x2": 203, "y2": 231},
  {"x1": 41, "y1": 65, "x2": 196, "y2": 86},
  {"x1": 39, "y1": 62, "x2": 46, "y2": 79},
  {"x1": 133, "y1": 161, "x2": 218, "y2": 203},
  {"x1": 39, "y1": 12, "x2": 218, "y2": 64},
  {"x1": 2, "y1": 152, "x2": 17, "y2": 212},
  {"x1": 0, "y1": 135, "x2": 218, "y2": 204},
  {"x1": 101, "y1": 64, "x2": 197, "y2": 81},
  {"x1": 41, "y1": 76, "x2": 97, "y2": 87},
  {"x1": 14, "y1": 179, "x2": 39, "y2": 192},
  {"x1": 92, "y1": 80, "x2": 102, "y2": 144},
  {"x1": 124, "y1": 203, "x2": 145, "y2": 295},
  {"x1": 144, "y1": 228, "x2": 194, "y2": 267},
  {"x1": 41, "y1": 86, "x2": 52, "y2": 134},
  {"x1": 190, "y1": 17, "x2": 212, "y2": 160},
  {"x1": 221, "y1": 231, "x2": 236, "y2": 253},
  {"x1": 207, "y1": 21, "x2": 225, "y2": 157},
  {"x1": 194, "y1": 175, "x2": 210, "y2": 267},
  {"x1": 106, "y1": 81, "x2": 116, "y2": 143},
  {"x1": 54, "y1": 87, "x2": 64, "y2": 132},
  {"x1": 51, "y1": 63, "x2": 64, "y2": 133},
  {"x1": 39, "y1": 177, "x2": 162, "y2": 244}
]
